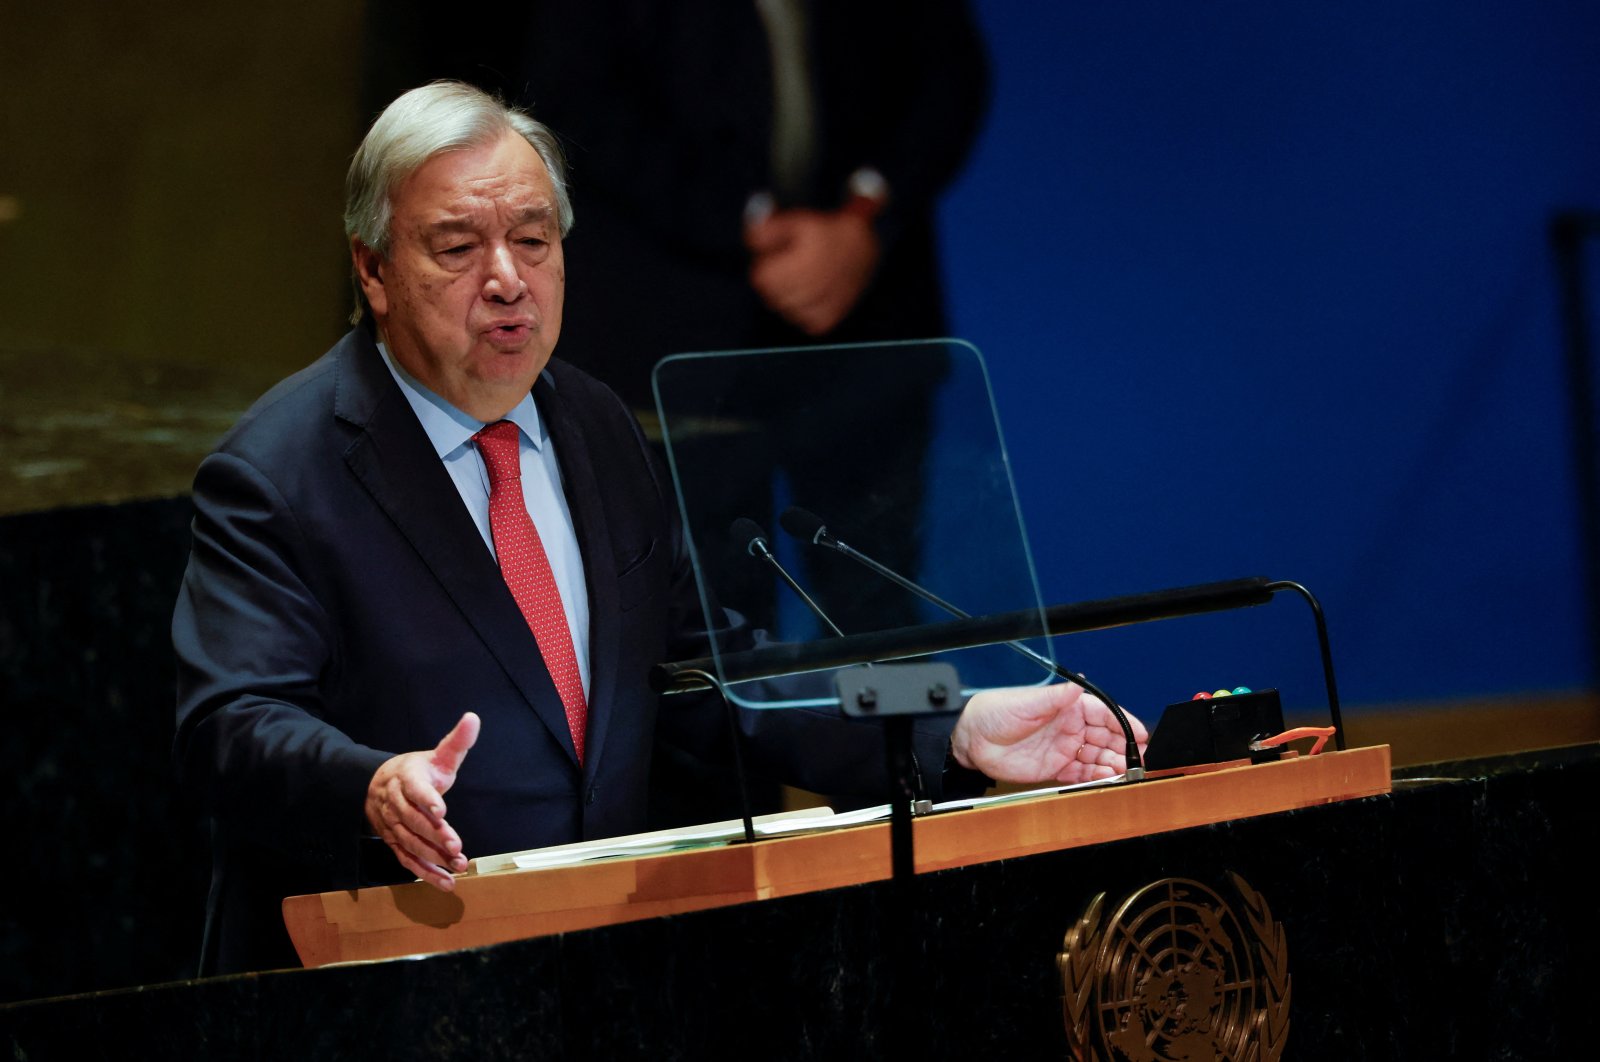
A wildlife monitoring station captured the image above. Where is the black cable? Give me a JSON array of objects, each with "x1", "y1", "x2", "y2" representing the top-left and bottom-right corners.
[{"x1": 674, "y1": 667, "x2": 756, "y2": 843}]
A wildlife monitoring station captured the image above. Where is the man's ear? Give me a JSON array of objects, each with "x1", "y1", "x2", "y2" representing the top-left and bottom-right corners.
[{"x1": 352, "y1": 239, "x2": 389, "y2": 318}]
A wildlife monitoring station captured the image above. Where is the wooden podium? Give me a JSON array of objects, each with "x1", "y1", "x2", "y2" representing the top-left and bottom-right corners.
[
  {"x1": 10, "y1": 742, "x2": 1596, "y2": 1060},
  {"x1": 284, "y1": 745, "x2": 1391, "y2": 968}
]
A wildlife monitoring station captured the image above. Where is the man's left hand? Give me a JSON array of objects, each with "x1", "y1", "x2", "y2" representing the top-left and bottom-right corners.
[
  {"x1": 745, "y1": 208, "x2": 880, "y2": 335},
  {"x1": 951, "y1": 683, "x2": 1148, "y2": 785}
]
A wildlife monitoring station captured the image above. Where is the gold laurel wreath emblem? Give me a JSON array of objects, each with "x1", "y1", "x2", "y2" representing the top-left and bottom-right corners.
[
  {"x1": 1230, "y1": 872, "x2": 1291, "y2": 1062},
  {"x1": 1057, "y1": 874, "x2": 1291, "y2": 1062},
  {"x1": 1058, "y1": 893, "x2": 1106, "y2": 1060}
]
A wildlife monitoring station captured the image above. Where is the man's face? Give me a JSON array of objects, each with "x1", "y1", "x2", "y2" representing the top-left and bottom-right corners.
[{"x1": 354, "y1": 131, "x2": 564, "y2": 421}]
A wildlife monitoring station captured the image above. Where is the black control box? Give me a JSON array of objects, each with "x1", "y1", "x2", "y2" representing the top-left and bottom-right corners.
[{"x1": 1142, "y1": 688, "x2": 1286, "y2": 770}]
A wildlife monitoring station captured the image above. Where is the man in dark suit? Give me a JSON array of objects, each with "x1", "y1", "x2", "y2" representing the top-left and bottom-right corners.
[{"x1": 172, "y1": 82, "x2": 1142, "y2": 975}]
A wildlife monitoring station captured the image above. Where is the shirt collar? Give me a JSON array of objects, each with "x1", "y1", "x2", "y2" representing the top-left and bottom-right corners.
[{"x1": 377, "y1": 341, "x2": 549, "y2": 457}]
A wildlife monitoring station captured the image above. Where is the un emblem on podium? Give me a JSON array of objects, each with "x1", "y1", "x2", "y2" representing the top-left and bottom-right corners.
[{"x1": 1057, "y1": 872, "x2": 1290, "y2": 1061}]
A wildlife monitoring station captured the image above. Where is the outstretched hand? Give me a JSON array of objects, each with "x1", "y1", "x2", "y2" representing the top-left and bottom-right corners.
[
  {"x1": 951, "y1": 684, "x2": 1148, "y2": 785},
  {"x1": 364, "y1": 712, "x2": 480, "y2": 890}
]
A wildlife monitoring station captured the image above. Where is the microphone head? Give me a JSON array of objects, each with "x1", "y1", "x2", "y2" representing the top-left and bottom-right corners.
[
  {"x1": 729, "y1": 517, "x2": 770, "y2": 556},
  {"x1": 779, "y1": 506, "x2": 830, "y2": 546}
]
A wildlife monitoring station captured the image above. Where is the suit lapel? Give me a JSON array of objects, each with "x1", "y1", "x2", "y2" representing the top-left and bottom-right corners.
[
  {"x1": 535, "y1": 371, "x2": 622, "y2": 784},
  {"x1": 333, "y1": 330, "x2": 581, "y2": 766}
]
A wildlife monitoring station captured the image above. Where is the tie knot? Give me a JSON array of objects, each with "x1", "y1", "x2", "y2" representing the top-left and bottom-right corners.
[{"x1": 474, "y1": 420, "x2": 522, "y2": 484}]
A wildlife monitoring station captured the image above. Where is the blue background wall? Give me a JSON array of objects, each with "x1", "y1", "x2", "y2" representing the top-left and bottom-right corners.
[{"x1": 940, "y1": 3, "x2": 1600, "y2": 715}]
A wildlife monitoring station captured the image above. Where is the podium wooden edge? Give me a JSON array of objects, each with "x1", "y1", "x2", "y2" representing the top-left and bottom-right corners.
[{"x1": 284, "y1": 744, "x2": 1392, "y2": 968}]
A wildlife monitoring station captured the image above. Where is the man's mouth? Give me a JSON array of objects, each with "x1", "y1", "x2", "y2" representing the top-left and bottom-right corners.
[{"x1": 484, "y1": 319, "x2": 534, "y2": 343}]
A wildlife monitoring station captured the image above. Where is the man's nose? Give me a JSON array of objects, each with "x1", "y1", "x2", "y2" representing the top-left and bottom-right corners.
[{"x1": 482, "y1": 243, "x2": 526, "y2": 301}]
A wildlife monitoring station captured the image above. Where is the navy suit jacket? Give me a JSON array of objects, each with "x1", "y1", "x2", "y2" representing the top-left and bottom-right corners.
[{"x1": 173, "y1": 327, "x2": 954, "y2": 973}]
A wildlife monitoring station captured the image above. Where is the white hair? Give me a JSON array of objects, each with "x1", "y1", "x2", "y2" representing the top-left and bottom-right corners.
[{"x1": 343, "y1": 80, "x2": 574, "y2": 322}]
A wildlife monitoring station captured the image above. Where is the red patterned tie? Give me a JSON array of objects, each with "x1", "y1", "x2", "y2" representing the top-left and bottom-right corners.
[{"x1": 474, "y1": 420, "x2": 587, "y2": 762}]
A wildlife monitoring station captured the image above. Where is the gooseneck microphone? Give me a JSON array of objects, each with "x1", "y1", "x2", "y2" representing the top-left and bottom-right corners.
[
  {"x1": 780, "y1": 506, "x2": 1056, "y2": 671},
  {"x1": 730, "y1": 518, "x2": 846, "y2": 639},
  {"x1": 777, "y1": 506, "x2": 1146, "y2": 774}
]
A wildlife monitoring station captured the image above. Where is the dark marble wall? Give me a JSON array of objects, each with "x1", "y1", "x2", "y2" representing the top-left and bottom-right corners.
[
  {"x1": 2, "y1": 746, "x2": 1593, "y2": 1060},
  {"x1": 0, "y1": 497, "x2": 208, "y2": 1002}
]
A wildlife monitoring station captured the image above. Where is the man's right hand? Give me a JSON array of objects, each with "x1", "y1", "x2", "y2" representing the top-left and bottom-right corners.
[
  {"x1": 364, "y1": 712, "x2": 480, "y2": 891},
  {"x1": 744, "y1": 207, "x2": 880, "y2": 336}
]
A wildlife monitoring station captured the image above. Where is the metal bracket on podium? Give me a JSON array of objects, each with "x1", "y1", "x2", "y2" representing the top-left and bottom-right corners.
[{"x1": 835, "y1": 661, "x2": 963, "y2": 885}]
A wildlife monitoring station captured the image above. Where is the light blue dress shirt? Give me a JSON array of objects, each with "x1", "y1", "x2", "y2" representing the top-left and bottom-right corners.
[{"x1": 378, "y1": 344, "x2": 591, "y2": 697}]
